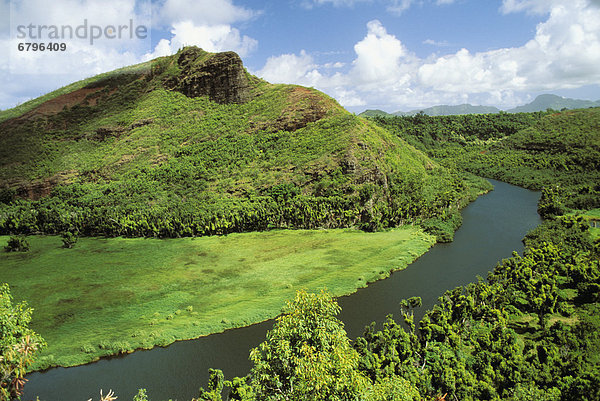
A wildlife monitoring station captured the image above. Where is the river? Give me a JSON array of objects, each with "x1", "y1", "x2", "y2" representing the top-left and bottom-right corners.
[{"x1": 24, "y1": 179, "x2": 540, "y2": 401}]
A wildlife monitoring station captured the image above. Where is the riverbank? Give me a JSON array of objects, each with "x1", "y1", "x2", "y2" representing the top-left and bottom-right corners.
[
  {"x1": 0, "y1": 227, "x2": 435, "y2": 371},
  {"x1": 22, "y1": 180, "x2": 541, "y2": 401}
]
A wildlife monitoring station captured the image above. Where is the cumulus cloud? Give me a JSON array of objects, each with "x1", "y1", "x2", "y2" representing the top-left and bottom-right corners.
[
  {"x1": 144, "y1": 21, "x2": 257, "y2": 60},
  {"x1": 144, "y1": 0, "x2": 259, "y2": 61},
  {"x1": 420, "y1": 0, "x2": 600, "y2": 93},
  {"x1": 257, "y1": 20, "x2": 414, "y2": 107},
  {"x1": 349, "y1": 20, "x2": 418, "y2": 91},
  {"x1": 0, "y1": 0, "x2": 260, "y2": 109},
  {"x1": 258, "y1": 50, "x2": 319, "y2": 85},
  {"x1": 257, "y1": 0, "x2": 600, "y2": 110}
]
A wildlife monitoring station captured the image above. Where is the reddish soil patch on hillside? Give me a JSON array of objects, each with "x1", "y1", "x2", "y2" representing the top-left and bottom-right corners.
[
  {"x1": 20, "y1": 87, "x2": 105, "y2": 119},
  {"x1": 8, "y1": 170, "x2": 79, "y2": 200}
]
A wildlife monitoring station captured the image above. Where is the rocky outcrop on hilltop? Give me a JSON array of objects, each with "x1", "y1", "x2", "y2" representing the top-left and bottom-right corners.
[{"x1": 168, "y1": 47, "x2": 251, "y2": 104}]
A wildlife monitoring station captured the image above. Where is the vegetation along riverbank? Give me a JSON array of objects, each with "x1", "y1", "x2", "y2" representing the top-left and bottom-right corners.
[{"x1": 1, "y1": 227, "x2": 434, "y2": 371}]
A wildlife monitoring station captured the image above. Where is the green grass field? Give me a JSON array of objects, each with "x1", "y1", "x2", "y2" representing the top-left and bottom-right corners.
[
  {"x1": 569, "y1": 208, "x2": 600, "y2": 240},
  {"x1": 0, "y1": 227, "x2": 434, "y2": 370},
  {"x1": 584, "y1": 209, "x2": 600, "y2": 240}
]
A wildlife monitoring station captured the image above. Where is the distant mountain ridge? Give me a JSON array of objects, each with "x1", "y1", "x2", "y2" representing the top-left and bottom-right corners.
[
  {"x1": 395, "y1": 104, "x2": 500, "y2": 116},
  {"x1": 360, "y1": 94, "x2": 600, "y2": 117},
  {"x1": 505, "y1": 94, "x2": 600, "y2": 113}
]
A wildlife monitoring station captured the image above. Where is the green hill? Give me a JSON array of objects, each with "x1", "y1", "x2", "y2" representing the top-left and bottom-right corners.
[
  {"x1": 372, "y1": 107, "x2": 600, "y2": 212},
  {"x1": 359, "y1": 104, "x2": 500, "y2": 117},
  {"x1": 393, "y1": 104, "x2": 500, "y2": 116},
  {"x1": 359, "y1": 94, "x2": 600, "y2": 117},
  {"x1": 0, "y1": 46, "x2": 485, "y2": 239},
  {"x1": 457, "y1": 107, "x2": 600, "y2": 208},
  {"x1": 358, "y1": 109, "x2": 391, "y2": 117},
  {"x1": 507, "y1": 94, "x2": 600, "y2": 113}
]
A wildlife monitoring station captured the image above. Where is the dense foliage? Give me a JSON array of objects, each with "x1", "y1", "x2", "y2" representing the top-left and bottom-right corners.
[
  {"x1": 356, "y1": 215, "x2": 600, "y2": 400},
  {"x1": 0, "y1": 283, "x2": 45, "y2": 400},
  {"x1": 197, "y1": 290, "x2": 419, "y2": 401},
  {"x1": 3, "y1": 236, "x2": 29, "y2": 253},
  {"x1": 191, "y1": 215, "x2": 599, "y2": 401},
  {"x1": 370, "y1": 108, "x2": 600, "y2": 212},
  {"x1": 0, "y1": 172, "x2": 475, "y2": 239},
  {"x1": 371, "y1": 111, "x2": 550, "y2": 151}
]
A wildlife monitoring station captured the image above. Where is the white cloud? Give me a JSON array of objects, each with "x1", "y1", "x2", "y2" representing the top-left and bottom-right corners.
[
  {"x1": 423, "y1": 38, "x2": 450, "y2": 47},
  {"x1": 332, "y1": 88, "x2": 365, "y2": 106},
  {"x1": 144, "y1": 0, "x2": 259, "y2": 61},
  {"x1": 143, "y1": 21, "x2": 257, "y2": 60},
  {"x1": 419, "y1": 0, "x2": 600, "y2": 93},
  {"x1": 322, "y1": 62, "x2": 346, "y2": 69},
  {"x1": 387, "y1": 0, "x2": 415, "y2": 15},
  {"x1": 256, "y1": 50, "x2": 359, "y2": 105},
  {"x1": 0, "y1": 0, "x2": 261, "y2": 109},
  {"x1": 257, "y1": 1, "x2": 600, "y2": 111},
  {"x1": 257, "y1": 50, "x2": 319, "y2": 85},
  {"x1": 256, "y1": 20, "x2": 415, "y2": 107},
  {"x1": 349, "y1": 20, "x2": 417, "y2": 90},
  {"x1": 500, "y1": 0, "x2": 559, "y2": 15}
]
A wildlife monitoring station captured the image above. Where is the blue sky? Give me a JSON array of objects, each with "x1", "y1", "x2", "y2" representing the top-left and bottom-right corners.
[{"x1": 2, "y1": 0, "x2": 600, "y2": 112}]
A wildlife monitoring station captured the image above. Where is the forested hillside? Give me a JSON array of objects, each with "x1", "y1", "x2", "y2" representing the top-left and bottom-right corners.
[
  {"x1": 0, "y1": 47, "x2": 487, "y2": 240},
  {"x1": 371, "y1": 108, "x2": 600, "y2": 213}
]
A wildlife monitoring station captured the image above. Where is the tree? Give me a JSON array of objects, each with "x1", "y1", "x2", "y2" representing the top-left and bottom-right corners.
[
  {"x1": 399, "y1": 296, "x2": 422, "y2": 332},
  {"x1": 4, "y1": 236, "x2": 29, "y2": 253},
  {"x1": 61, "y1": 231, "x2": 78, "y2": 249},
  {"x1": 248, "y1": 290, "x2": 369, "y2": 400},
  {"x1": 0, "y1": 283, "x2": 45, "y2": 400},
  {"x1": 197, "y1": 369, "x2": 225, "y2": 401},
  {"x1": 537, "y1": 186, "x2": 565, "y2": 219}
]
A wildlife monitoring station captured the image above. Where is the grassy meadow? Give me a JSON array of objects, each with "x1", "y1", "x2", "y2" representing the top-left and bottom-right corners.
[
  {"x1": 579, "y1": 208, "x2": 600, "y2": 240},
  {"x1": 0, "y1": 227, "x2": 434, "y2": 370}
]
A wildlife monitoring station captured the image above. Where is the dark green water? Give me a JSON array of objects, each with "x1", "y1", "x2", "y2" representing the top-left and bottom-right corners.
[{"x1": 24, "y1": 180, "x2": 540, "y2": 401}]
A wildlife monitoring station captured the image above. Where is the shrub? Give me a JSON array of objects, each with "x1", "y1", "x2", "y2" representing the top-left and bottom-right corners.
[
  {"x1": 61, "y1": 231, "x2": 78, "y2": 248},
  {"x1": 0, "y1": 187, "x2": 15, "y2": 204},
  {"x1": 4, "y1": 235, "x2": 30, "y2": 252},
  {"x1": 1, "y1": 284, "x2": 45, "y2": 399},
  {"x1": 133, "y1": 389, "x2": 148, "y2": 401},
  {"x1": 80, "y1": 344, "x2": 96, "y2": 354}
]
